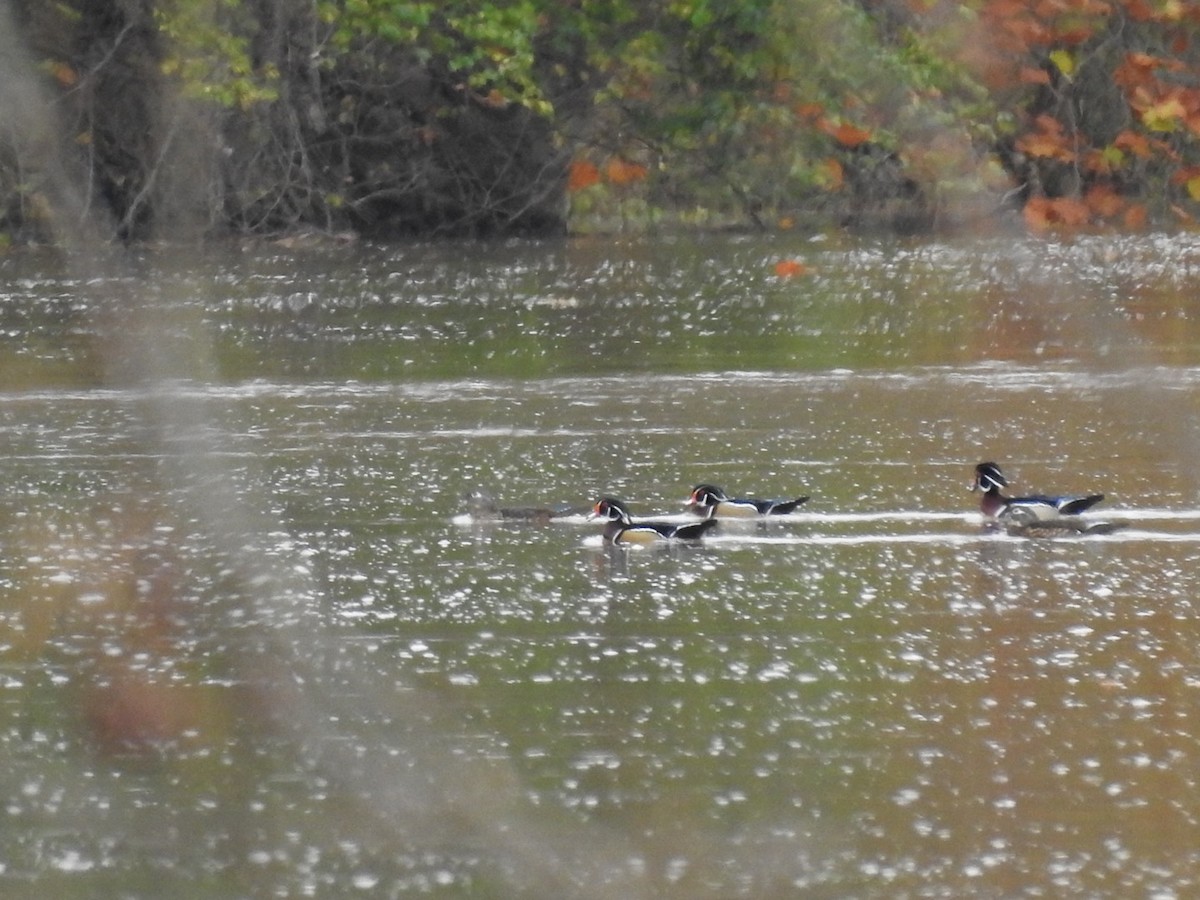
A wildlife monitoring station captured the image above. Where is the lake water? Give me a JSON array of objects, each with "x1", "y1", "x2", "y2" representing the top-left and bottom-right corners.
[{"x1": 3, "y1": 232, "x2": 1200, "y2": 897}]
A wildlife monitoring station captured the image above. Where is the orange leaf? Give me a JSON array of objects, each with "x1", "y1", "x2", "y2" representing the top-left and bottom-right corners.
[
  {"x1": 1054, "y1": 197, "x2": 1091, "y2": 226},
  {"x1": 1082, "y1": 147, "x2": 1115, "y2": 175},
  {"x1": 1023, "y1": 195, "x2": 1090, "y2": 231},
  {"x1": 567, "y1": 159, "x2": 600, "y2": 192},
  {"x1": 986, "y1": 0, "x2": 1028, "y2": 17},
  {"x1": 1068, "y1": 0, "x2": 1115, "y2": 14},
  {"x1": 1003, "y1": 17, "x2": 1053, "y2": 46},
  {"x1": 1019, "y1": 66, "x2": 1051, "y2": 85},
  {"x1": 1084, "y1": 184, "x2": 1124, "y2": 218},
  {"x1": 1053, "y1": 25, "x2": 1096, "y2": 46},
  {"x1": 821, "y1": 119, "x2": 872, "y2": 148},
  {"x1": 1169, "y1": 165, "x2": 1200, "y2": 186},
  {"x1": 773, "y1": 259, "x2": 811, "y2": 278},
  {"x1": 820, "y1": 157, "x2": 845, "y2": 190},
  {"x1": 482, "y1": 89, "x2": 509, "y2": 109},
  {"x1": 1113, "y1": 52, "x2": 1175, "y2": 90},
  {"x1": 1114, "y1": 129, "x2": 1153, "y2": 158},
  {"x1": 1125, "y1": 52, "x2": 1163, "y2": 70},
  {"x1": 1023, "y1": 198, "x2": 1053, "y2": 232},
  {"x1": 1124, "y1": 0, "x2": 1156, "y2": 21},
  {"x1": 1016, "y1": 115, "x2": 1076, "y2": 161},
  {"x1": 604, "y1": 157, "x2": 648, "y2": 186},
  {"x1": 1123, "y1": 203, "x2": 1148, "y2": 229}
]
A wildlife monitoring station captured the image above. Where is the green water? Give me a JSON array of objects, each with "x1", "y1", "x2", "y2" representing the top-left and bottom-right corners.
[{"x1": 2, "y1": 232, "x2": 1200, "y2": 897}]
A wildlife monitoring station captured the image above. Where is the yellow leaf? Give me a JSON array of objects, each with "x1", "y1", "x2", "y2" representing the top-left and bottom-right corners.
[
  {"x1": 1142, "y1": 97, "x2": 1186, "y2": 133},
  {"x1": 1187, "y1": 177, "x2": 1200, "y2": 202},
  {"x1": 1098, "y1": 146, "x2": 1125, "y2": 169},
  {"x1": 1048, "y1": 50, "x2": 1075, "y2": 79}
]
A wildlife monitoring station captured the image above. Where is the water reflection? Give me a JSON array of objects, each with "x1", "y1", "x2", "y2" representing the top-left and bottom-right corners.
[{"x1": 4, "y1": 234, "x2": 1200, "y2": 895}]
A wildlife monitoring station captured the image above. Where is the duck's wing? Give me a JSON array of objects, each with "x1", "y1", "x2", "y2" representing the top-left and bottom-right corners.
[
  {"x1": 1055, "y1": 493, "x2": 1104, "y2": 515},
  {"x1": 671, "y1": 518, "x2": 718, "y2": 539},
  {"x1": 760, "y1": 496, "x2": 809, "y2": 515}
]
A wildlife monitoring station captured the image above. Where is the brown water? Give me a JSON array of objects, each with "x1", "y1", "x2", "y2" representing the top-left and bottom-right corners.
[{"x1": 2, "y1": 232, "x2": 1200, "y2": 897}]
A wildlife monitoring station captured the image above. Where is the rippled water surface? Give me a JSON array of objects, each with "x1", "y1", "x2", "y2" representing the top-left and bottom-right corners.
[{"x1": 4, "y1": 233, "x2": 1200, "y2": 897}]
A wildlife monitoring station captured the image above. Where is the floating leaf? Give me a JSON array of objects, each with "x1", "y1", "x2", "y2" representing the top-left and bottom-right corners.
[{"x1": 773, "y1": 259, "x2": 810, "y2": 278}]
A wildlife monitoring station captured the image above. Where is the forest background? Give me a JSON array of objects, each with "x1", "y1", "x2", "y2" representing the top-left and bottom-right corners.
[{"x1": 3, "y1": 0, "x2": 1200, "y2": 244}]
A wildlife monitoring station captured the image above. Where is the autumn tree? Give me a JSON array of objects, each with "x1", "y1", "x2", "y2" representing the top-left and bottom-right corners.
[
  {"x1": 4, "y1": 0, "x2": 1200, "y2": 241},
  {"x1": 914, "y1": 0, "x2": 1200, "y2": 230}
]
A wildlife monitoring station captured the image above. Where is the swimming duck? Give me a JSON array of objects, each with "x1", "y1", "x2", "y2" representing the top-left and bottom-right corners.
[
  {"x1": 593, "y1": 497, "x2": 718, "y2": 545},
  {"x1": 686, "y1": 484, "x2": 809, "y2": 518},
  {"x1": 970, "y1": 462, "x2": 1104, "y2": 523},
  {"x1": 466, "y1": 491, "x2": 590, "y2": 523}
]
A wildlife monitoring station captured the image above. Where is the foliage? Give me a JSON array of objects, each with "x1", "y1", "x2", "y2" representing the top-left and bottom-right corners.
[
  {"x1": 558, "y1": 0, "x2": 1200, "y2": 232},
  {"x1": 554, "y1": 1, "x2": 996, "y2": 230},
  {"x1": 8, "y1": 0, "x2": 1200, "y2": 239},
  {"x1": 157, "y1": 0, "x2": 279, "y2": 109},
  {"x1": 933, "y1": 0, "x2": 1200, "y2": 230},
  {"x1": 316, "y1": 0, "x2": 553, "y2": 117}
]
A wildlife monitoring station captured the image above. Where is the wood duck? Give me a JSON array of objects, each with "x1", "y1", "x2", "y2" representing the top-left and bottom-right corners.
[
  {"x1": 467, "y1": 491, "x2": 591, "y2": 523},
  {"x1": 593, "y1": 497, "x2": 718, "y2": 545},
  {"x1": 970, "y1": 462, "x2": 1104, "y2": 523},
  {"x1": 686, "y1": 484, "x2": 809, "y2": 518}
]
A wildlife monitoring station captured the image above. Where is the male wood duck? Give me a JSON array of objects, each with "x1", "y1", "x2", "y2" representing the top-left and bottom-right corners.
[
  {"x1": 686, "y1": 484, "x2": 809, "y2": 518},
  {"x1": 593, "y1": 497, "x2": 718, "y2": 545},
  {"x1": 970, "y1": 462, "x2": 1104, "y2": 523}
]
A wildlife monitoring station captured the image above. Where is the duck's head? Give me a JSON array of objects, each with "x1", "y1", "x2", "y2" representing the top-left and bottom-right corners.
[
  {"x1": 688, "y1": 484, "x2": 727, "y2": 507},
  {"x1": 972, "y1": 462, "x2": 1007, "y2": 493},
  {"x1": 593, "y1": 497, "x2": 632, "y2": 523}
]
